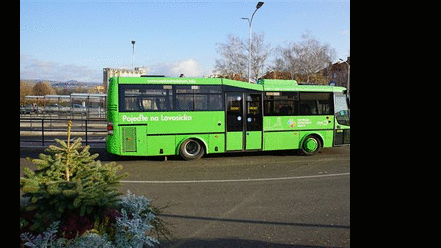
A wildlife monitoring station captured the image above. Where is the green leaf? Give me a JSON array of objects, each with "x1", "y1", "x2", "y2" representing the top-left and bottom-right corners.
[{"x1": 73, "y1": 197, "x2": 81, "y2": 208}]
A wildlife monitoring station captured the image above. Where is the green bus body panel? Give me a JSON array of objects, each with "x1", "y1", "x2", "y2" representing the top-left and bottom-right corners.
[
  {"x1": 222, "y1": 78, "x2": 264, "y2": 91},
  {"x1": 264, "y1": 132, "x2": 299, "y2": 151},
  {"x1": 106, "y1": 77, "x2": 349, "y2": 157},
  {"x1": 262, "y1": 116, "x2": 335, "y2": 150},
  {"x1": 118, "y1": 111, "x2": 224, "y2": 135},
  {"x1": 245, "y1": 131, "x2": 262, "y2": 150},
  {"x1": 108, "y1": 111, "x2": 225, "y2": 156},
  {"x1": 263, "y1": 116, "x2": 334, "y2": 131},
  {"x1": 226, "y1": 131, "x2": 262, "y2": 151},
  {"x1": 226, "y1": 132, "x2": 243, "y2": 151},
  {"x1": 208, "y1": 133, "x2": 225, "y2": 153},
  {"x1": 116, "y1": 77, "x2": 223, "y2": 85},
  {"x1": 260, "y1": 79, "x2": 346, "y2": 92},
  {"x1": 148, "y1": 135, "x2": 175, "y2": 156}
]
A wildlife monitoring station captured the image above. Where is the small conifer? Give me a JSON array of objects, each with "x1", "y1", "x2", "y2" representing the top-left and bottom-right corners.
[{"x1": 20, "y1": 121, "x2": 128, "y2": 232}]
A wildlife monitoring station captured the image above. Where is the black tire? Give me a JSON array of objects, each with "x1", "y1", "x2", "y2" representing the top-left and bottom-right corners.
[
  {"x1": 299, "y1": 135, "x2": 322, "y2": 156},
  {"x1": 179, "y1": 139, "x2": 205, "y2": 160}
]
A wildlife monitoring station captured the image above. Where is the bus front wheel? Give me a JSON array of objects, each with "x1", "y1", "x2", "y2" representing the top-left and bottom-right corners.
[
  {"x1": 179, "y1": 139, "x2": 205, "y2": 160},
  {"x1": 299, "y1": 135, "x2": 322, "y2": 156}
]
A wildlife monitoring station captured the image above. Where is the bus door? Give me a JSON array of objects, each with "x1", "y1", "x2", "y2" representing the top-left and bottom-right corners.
[
  {"x1": 333, "y1": 92, "x2": 350, "y2": 145},
  {"x1": 225, "y1": 92, "x2": 263, "y2": 151}
]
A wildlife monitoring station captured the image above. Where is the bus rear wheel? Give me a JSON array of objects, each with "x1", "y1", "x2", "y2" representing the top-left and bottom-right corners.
[
  {"x1": 299, "y1": 135, "x2": 322, "y2": 156},
  {"x1": 179, "y1": 139, "x2": 205, "y2": 160}
]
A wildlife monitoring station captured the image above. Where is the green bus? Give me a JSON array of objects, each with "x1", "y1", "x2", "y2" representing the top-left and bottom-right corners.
[{"x1": 106, "y1": 77, "x2": 350, "y2": 160}]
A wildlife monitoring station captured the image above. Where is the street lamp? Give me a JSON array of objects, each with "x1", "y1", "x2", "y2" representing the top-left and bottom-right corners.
[
  {"x1": 131, "y1": 40, "x2": 136, "y2": 70},
  {"x1": 339, "y1": 58, "x2": 350, "y2": 94},
  {"x1": 242, "y1": 1, "x2": 264, "y2": 83}
]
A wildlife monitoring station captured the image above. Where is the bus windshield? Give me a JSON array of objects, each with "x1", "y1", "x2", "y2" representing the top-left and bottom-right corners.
[{"x1": 334, "y1": 92, "x2": 350, "y2": 126}]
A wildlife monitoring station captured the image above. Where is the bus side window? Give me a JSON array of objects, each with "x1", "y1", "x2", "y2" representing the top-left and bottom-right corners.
[
  {"x1": 124, "y1": 97, "x2": 139, "y2": 111},
  {"x1": 264, "y1": 92, "x2": 298, "y2": 116},
  {"x1": 119, "y1": 85, "x2": 173, "y2": 112},
  {"x1": 299, "y1": 92, "x2": 333, "y2": 115},
  {"x1": 176, "y1": 85, "x2": 194, "y2": 111},
  {"x1": 177, "y1": 85, "x2": 223, "y2": 111}
]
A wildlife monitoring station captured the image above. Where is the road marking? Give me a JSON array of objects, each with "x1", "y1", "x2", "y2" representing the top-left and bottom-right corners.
[
  {"x1": 168, "y1": 157, "x2": 350, "y2": 169},
  {"x1": 120, "y1": 172, "x2": 350, "y2": 184}
]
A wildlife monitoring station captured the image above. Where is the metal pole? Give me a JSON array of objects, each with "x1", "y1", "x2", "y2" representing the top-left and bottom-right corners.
[
  {"x1": 42, "y1": 119, "x2": 44, "y2": 146},
  {"x1": 242, "y1": 2, "x2": 264, "y2": 83},
  {"x1": 248, "y1": 19, "x2": 252, "y2": 83},
  {"x1": 346, "y1": 62, "x2": 350, "y2": 94},
  {"x1": 85, "y1": 119, "x2": 88, "y2": 146},
  {"x1": 131, "y1": 40, "x2": 135, "y2": 70}
]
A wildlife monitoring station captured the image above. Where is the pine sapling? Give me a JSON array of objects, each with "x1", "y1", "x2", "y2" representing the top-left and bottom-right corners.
[{"x1": 20, "y1": 120, "x2": 128, "y2": 232}]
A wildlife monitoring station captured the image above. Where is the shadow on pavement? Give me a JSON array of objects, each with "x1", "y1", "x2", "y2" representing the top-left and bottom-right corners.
[
  {"x1": 20, "y1": 146, "x2": 301, "y2": 162},
  {"x1": 157, "y1": 238, "x2": 346, "y2": 248},
  {"x1": 159, "y1": 214, "x2": 349, "y2": 229},
  {"x1": 20, "y1": 145, "x2": 349, "y2": 162}
]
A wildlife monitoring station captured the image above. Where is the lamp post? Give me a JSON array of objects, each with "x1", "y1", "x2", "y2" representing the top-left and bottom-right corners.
[
  {"x1": 242, "y1": 1, "x2": 264, "y2": 83},
  {"x1": 339, "y1": 58, "x2": 350, "y2": 94},
  {"x1": 131, "y1": 40, "x2": 136, "y2": 70}
]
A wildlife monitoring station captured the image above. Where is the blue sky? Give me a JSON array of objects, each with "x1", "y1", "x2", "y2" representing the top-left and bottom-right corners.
[{"x1": 20, "y1": 0, "x2": 350, "y2": 82}]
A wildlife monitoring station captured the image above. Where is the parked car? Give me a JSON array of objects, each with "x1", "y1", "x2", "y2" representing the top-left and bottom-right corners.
[{"x1": 20, "y1": 104, "x2": 42, "y2": 114}]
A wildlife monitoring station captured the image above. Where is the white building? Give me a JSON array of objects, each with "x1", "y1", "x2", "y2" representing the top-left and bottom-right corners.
[{"x1": 103, "y1": 67, "x2": 147, "y2": 90}]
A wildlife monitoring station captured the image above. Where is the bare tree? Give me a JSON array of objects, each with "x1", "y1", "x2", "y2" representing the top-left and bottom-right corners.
[
  {"x1": 280, "y1": 44, "x2": 300, "y2": 80},
  {"x1": 248, "y1": 32, "x2": 271, "y2": 81},
  {"x1": 215, "y1": 33, "x2": 334, "y2": 83},
  {"x1": 281, "y1": 34, "x2": 336, "y2": 83},
  {"x1": 267, "y1": 46, "x2": 290, "y2": 79},
  {"x1": 214, "y1": 35, "x2": 247, "y2": 79},
  {"x1": 214, "y1": 33, "x2": 271, "y2": 82}
]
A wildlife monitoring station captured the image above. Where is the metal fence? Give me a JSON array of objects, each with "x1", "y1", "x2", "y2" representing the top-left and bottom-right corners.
[
  {"x1": 20, "y1": 93, "x2": 108, "y2": 147},
  {"x1": 20, "y1": 117, "x2": 107, "y2": 147},
  {"x1": 21, "y1": 93, "x2": 107, "y2": 119}
]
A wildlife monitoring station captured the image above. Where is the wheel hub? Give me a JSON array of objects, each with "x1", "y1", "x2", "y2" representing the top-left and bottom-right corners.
[
  {"x1": 185, "y1": 141, "x2": 200, "y2": 155},
  {"x1": 304, "y1": 138, "x2": 318, "y2": 152}
]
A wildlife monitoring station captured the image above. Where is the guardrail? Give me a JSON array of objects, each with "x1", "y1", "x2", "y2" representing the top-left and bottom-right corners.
[
  {"x1": 20, "y1": 108, "x2": 106, "y2": 119},
  {"x1": 20, "y1": 117, "x2": 107, "y2": 147}
]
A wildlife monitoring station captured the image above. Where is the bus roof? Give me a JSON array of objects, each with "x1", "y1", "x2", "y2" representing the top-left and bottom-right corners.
[
  {"x1": 111, "y1": 77, "x2": 346, "y2": 92},
  {"x1": 114, "y1": 76, "x2": 223, "y2": 85},
  {"x1": 260, "y1": 79, "x2": 346, "y2": 92}
]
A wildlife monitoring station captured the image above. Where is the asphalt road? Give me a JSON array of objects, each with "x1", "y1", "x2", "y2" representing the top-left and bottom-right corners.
[{"x1": 20, "y1": 146, "x2": 350, "y2": 248}]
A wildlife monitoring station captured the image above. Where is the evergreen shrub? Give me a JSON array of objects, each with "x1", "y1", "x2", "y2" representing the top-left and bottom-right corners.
[{"x1": 20, "y1": 121, "x2": 166, "y2": 247}]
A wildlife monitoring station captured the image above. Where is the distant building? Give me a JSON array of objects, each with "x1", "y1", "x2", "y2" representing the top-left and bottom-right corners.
[
  {"x1": 103, "y1": 67, "x2": 147, "y2": 90},
  {"x1": 320, "y1": 57, "x2": 350, "y2": 89}
]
